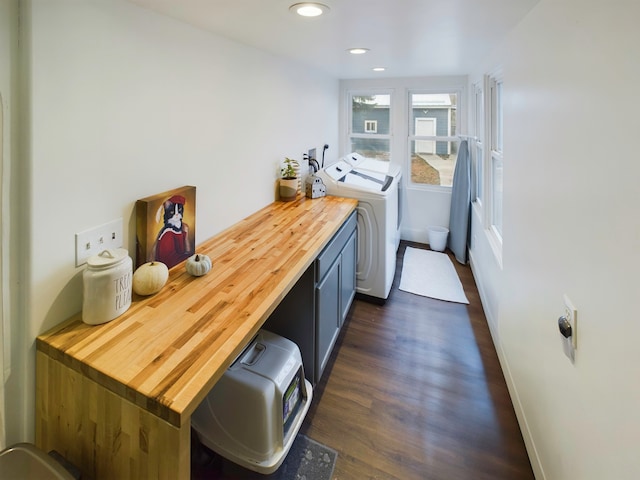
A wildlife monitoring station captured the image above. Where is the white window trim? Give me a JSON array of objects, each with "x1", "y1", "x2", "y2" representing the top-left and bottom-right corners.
[
  {"x1": 472, "y1": 81, "x2": 484, "y2": 207},
  {"x1": 485, "y1": 70, "x2": 504, "y2": 264},
  {"x1": 364, "y1": 120, "x2": 378, "y2": 133}
]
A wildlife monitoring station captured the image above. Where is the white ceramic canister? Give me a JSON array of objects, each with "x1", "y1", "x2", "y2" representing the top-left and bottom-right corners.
[{"x1": 82, "y1": 248, "x2": 133, "y2": 325}]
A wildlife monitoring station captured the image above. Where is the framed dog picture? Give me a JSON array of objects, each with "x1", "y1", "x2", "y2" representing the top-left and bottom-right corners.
[{"x1": 135, "y1": 186, "x2": 196, "y2": 269}]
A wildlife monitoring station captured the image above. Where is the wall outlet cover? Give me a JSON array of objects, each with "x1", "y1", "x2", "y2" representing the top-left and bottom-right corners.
[{"x1": 75, "y1": 218, "x2": 123, "y2": 267}]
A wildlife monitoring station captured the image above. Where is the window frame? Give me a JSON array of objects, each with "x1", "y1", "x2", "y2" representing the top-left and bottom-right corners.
[
  {"x1": 472, "y1": 81, "x2": 484, "y2": 206},
  {"x1": 486, "y1": 71, "x2": 504, "y2": 261}
]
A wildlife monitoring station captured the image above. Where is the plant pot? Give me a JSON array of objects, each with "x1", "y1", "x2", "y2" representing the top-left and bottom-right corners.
[{"x1": 279, "y1": 177, "x2": 298, "y2": 201}]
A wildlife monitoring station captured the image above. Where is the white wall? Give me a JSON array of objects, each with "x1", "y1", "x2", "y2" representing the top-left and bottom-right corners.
[
  {"x1": 7, "y1": 0, "x2": 338, "y2": 444},
  {"x1": 0, "y1": 0, "x2": 21, "y2": 449},
  {"x1": 0, "y1": 0, "x2": 10, "y2": 451},
  {"x1": 339, "y1": 76, "x2": 467, "y2": 243},
  {"x1": 469, "y1": 0, "x2": 640, "y2": 478}
]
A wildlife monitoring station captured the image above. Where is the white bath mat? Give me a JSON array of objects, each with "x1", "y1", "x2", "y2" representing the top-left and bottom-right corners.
[{"x1": 399, "y1": 247, "x2": 469, "y2": 304}]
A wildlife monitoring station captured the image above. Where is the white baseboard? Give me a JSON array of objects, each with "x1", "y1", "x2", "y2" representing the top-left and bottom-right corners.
[
  {"x1": 468, "y1": 249, "x2": 545, "y2": 480},
  {"x1": 400, "y1": 228, "x2": 428, "y2": 244}
]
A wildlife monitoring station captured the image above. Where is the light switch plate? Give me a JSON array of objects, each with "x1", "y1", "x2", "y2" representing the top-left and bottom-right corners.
[
  {"x1": 563, "y1": 294, "x2": 577, "y2": 349},
  {"x1": 75, "y1": 218, "x2": 123, "y2": 267}
]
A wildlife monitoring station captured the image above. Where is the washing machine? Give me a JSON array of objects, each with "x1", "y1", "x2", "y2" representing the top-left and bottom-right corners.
[
  {"x1": 343, "y1": 152, "x2": 400, "y2": 177},
  {"x1": 316, "y1": 154, "x2": 402, "y2": 301},
  {"x1": 343, "y1": 152, "x2": 403, "y2": 250}
]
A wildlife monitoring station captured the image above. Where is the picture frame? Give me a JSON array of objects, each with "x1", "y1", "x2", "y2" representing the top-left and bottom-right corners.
[{"x1": 135, "y1": 186, "x2": 196, "y2": 269}]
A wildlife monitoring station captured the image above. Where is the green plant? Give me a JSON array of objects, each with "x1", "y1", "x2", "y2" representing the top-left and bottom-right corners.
[{"x1": 281, "y1": 157, "x2": 298, "y2": 179}]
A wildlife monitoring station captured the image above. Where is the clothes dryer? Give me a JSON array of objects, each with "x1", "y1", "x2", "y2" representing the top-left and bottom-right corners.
[
  {"x1": 316, "y1": 157, "x2": 401, "y2": 301},
  {"x1": 342, "y1": 153, "x2": 402, "y2": 250}
]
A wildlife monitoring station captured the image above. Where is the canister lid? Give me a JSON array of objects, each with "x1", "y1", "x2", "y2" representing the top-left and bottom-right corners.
[{"x1": 86, "y1": 249, "x2": 129, "y2": 268}]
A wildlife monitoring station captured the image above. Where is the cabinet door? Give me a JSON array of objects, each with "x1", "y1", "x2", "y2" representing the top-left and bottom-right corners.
[
  {"x1": 315, "y1": 259, "x2": 340, "y2": 382},
  {"x1": 340, "y1": 231, "x2": 357, "y2": 325}
]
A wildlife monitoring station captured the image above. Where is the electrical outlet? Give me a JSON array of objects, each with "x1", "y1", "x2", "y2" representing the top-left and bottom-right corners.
[
  {"x1": 563, "y1": 294, "x2": 578, "y2": 349},
  {"x1": 75, "y1": 218, "x2": 123, "y2": 267}
]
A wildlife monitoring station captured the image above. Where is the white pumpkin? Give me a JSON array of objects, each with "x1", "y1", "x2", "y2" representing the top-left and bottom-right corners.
[
  {"x1": 132, "y1": 261, "x2": 169, "y2": 296},
  {"x1": 185, "y1": 254, "x2": 212, "y2": 277}
]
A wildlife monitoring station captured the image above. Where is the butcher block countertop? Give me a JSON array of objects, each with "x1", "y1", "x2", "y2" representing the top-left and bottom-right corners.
[{"x1": 37, "y1": 195, "x2": 358, "y2": 428}]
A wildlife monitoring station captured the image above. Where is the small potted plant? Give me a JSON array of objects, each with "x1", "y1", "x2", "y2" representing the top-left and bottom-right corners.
[{"x1": 279, "y1": 157, "x2": 299, "y2": 201}]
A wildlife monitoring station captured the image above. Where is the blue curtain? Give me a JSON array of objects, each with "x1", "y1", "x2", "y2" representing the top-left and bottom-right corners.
[{"x1": 448, "y1": 140, "x2": 470, "y2": 264}]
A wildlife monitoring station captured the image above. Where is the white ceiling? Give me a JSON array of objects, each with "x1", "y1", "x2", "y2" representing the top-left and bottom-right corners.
[{"x1": 127, "y1": 0, "x2": 539, "y2": 79}]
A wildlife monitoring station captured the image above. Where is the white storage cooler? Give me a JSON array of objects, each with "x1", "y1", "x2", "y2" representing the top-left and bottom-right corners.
[{"x1": 191, "y1": 329, "x2": 313, "y2": 474}]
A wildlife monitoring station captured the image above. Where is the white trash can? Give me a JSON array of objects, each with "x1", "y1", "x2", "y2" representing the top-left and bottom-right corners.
[{"x1": 428, "y1": 226, "x2": 449, "y2": 252}]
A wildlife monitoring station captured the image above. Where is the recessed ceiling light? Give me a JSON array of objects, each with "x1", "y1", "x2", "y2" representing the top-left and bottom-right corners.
[
  {"x1": 372, "y1": 67, "x2": 386, "y2": 72},
  {"x1": 348, "y1": 48, "x2": 369, "y2": 55},
  {"x1": 289, "y1": 3, "x2": 330, "y2": 17}
]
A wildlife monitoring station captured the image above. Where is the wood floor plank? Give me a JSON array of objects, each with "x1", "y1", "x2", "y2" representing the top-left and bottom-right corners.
[{"x1": 300, "y1": 241, "x2": 534, "y2": 480}]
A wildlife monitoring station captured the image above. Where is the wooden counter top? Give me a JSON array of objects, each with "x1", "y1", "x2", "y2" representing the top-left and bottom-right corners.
[{"x1": 37, "y1": 195, "x2": 358, "y2": 428}]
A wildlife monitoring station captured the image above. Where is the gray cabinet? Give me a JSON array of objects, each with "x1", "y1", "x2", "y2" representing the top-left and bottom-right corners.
[
  {"x1": 315, "y1": 257, "x2": 340, "y2": 380},
  {"x1": 340, "y1": 231, "x2": 356, "y2": 326},
  {"x1": 264, "y1": 211, "x2": 357, "y2": 385},
  {"x1": 315, "y1": 226, "x2": 356, "y2": 381}
]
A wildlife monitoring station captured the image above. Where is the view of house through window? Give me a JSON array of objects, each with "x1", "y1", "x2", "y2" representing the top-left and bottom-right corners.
[
  {"x1": 349, "y1": 94, "x2": 391, "y2": 161},
  {"x1": 408, "y1": 93, "x2": 458, "y2": 187}
]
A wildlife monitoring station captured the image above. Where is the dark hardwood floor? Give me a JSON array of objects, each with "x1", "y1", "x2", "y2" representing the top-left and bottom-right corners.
[
  {"x1": 191, "y1": 241, "x2": 534, "y2": 479},
  {"x1": 299, "y1": 241, "x2": 534, "y2": 480}
]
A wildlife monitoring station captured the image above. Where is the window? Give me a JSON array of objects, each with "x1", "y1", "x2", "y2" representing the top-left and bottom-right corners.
[
  {"x1": 349, "y1": 93, "x2": 391, "y2": 161},
  {"x1": 364, "y1": 120, "x2": 378, "y2": 133},
  {"x1": 489, "y1": 76, "x2": 503, "y2": 240},
  {"x1": 408, "y1": 92, "x2": 458, "y2": 187},
  {"x1": 472, "y1": 83, "x2": 484, "y2": 204},
  {"x1": 469, "y1": 73, "x2": 501, "y2": 261}
]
